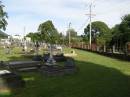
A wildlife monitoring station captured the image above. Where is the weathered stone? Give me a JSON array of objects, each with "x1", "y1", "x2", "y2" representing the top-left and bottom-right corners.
[{"x1": 0, "y1": 70, "x2": 25, "y2": 89}]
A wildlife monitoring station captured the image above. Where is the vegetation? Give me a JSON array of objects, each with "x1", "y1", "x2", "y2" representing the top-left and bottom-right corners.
[
  {"x1": 38, "y1": 20, "x2": 60, "y2": 44},
  {"x1": 0, "y1": 1, "x2": 8, "y2": 38},
  {"x1": 66, "y1": 28, "x2": 79, "y2": 45},
  {"x1": 0, "y1": 30, "x2": 8, "y2": 38},
  {"x1": 110, "y1": 14, "x2": 130, "y2": 52},
  {"x1": 0, "y1": 48, "x2": 130, "y2": 97},
  {"x1": 84, "y1": 21, "x2": 111, "y2": 46},
  {"x1": 26, "y1": 32, "x2": 41, "y2": 43}
]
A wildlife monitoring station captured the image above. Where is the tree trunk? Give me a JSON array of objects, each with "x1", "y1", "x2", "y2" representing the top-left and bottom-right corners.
[
  {"x1": 96, "y1": 46, "x2": 99, "y2": 52},
  {"x1": 112, "y1": 45, "x2": 115, "y2": 53},
  {"x1": 103, "y1": 45, "x2": 106, "y2": 52}
]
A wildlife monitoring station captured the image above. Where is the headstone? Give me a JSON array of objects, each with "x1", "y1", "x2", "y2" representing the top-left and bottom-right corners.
[
  {"x1": 32, "y1": 55, "x2": 42, "y2": 61},
  {"x1": 8, "y1": 61, "x2": 42, "y2": 71},
  {"x1": 0, "y1": 70, "x2": 25, "y2": 88},
  {"x1": 64, "y1": 58, "x2": 77, "y2": 74}
]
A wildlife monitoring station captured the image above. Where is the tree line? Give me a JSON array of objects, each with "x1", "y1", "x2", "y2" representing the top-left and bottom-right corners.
[
  {"x1": 26, "y1": 14, "x2": 130, "y2": 53},
  {"x1": 0, "y1": 1, "x2": 130, "y2": 53},
  {"x1": 82, "y1": 14, "x2": 130, "y2": 53}
]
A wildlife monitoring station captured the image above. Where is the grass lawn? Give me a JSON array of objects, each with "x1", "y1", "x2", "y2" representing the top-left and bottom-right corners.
[{"x1": 0, "y1": 47, "x2": 130, "y2": 97}]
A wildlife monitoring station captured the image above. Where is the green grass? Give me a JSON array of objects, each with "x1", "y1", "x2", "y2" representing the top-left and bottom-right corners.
[{"x1": 0, "y1": 48, "x2": 130, "y2": 97}]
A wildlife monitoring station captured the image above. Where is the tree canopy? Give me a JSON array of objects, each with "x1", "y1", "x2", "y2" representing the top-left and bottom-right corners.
[
  {"x1": 66, "y1": 28, "x2": 77, "y2": 38},
  {"x1": 0, "y1": 1, "x2": 8, "y2": 38},
  {"x1": 26, "y1": 32, "x2": 41, "y2": 42},
  {"x1": 0, "y1": 1, "x2": 8, "y2": 31},
  {"x1": 84, "y1": 21, "x2": 111, "y2": 45},
  {"x1": 38, "y1": 20, "x2": 59, "y2": 44},
  {"x1": 109, "y1": 14, "x2": 130, "y2": 51}
]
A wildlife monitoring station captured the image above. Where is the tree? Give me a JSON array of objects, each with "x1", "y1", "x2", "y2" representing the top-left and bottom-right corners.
[
  {"x1": 0, "y1": 30, "x2": 8, "y2": 38},
  {"x1": 110, "y1": 14, "x2": 130, "y2": 53},
  {"x1": 81, "y1": 34, "x2": 89, "y2": 44},
  {"x1": 38, "y1": 20, "x2": 59, "y2": 44},
  {"x1": 66, "y1": 28, "x2": 77, "y2": 38},
  {"x1": 110, "y1": 24, "x2": 122, "y2": 51},
  {"x1": 84, "y1": 21, "x2": 111, "y2": 46},
  {"x1": 119, "y1": 14, "x2": 130, "y2": 44},
  {"x1": 38, "y1": 20, "x2": 60, "y2": 64},
  {"x1": 58, "y1": 32, "x2": 65, "y2": 45},
  {"x1": 0, "y1": 1, "x2": 8, "y2": 31},
  {"x1": 26, "y1": 32, "x2": 41, "y2": 43},
  {"x1": 66, "y1": 28, "x2": 77, "y2": 45}
]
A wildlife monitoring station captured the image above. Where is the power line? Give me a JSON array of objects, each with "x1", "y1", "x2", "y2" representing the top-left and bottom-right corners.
[{"x1": 77, "y1": 17, "x2": 90, "y2": 32}]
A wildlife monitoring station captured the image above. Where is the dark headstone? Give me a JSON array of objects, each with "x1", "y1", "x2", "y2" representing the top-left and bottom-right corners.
[
  {"x1": 64, "y1": 58, "x2": 77, "y2": 74},
  {"x1": 32, "y1": 55, "x2": 43, "y2": 61},
  {"x1": 40, "y1": 65, "x2": 64, "y2": 76},
  {"x1": 8, "y1": 61, "x2": 42, "y2": 71},
  {"x1": 0, "y1": 70, "x2": 25, "y2": 88}
]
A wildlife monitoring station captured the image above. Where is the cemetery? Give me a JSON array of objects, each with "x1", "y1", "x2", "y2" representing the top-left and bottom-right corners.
[
  {"x1": 0, "y1": 46, "x2": 130, "y2": 97},
  {"x1": 0, "y1": 1, "x2": 130, "y2": 97}
]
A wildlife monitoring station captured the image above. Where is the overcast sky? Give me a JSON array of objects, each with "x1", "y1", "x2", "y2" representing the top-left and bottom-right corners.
[{"x1": 3, "y1": 0, "x2": 130, "y2": 35}]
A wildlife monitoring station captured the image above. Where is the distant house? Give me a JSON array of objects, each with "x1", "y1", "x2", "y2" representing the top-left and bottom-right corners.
[{"x1": 0, "y1": 35, "x2": 31, "y2": 47}]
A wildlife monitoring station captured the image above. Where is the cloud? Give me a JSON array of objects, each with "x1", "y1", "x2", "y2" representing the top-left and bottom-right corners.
[{"x1": 3, "y1": 0, "x2": 130, "y2": 35}]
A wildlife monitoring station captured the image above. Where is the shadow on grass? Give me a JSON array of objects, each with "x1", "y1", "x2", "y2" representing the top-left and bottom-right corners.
[
  {"x1": 75, "y1": 48, "x2": 130, "y2": 62},
  {"x1": 1, "y1": 57, "x2": 130, "y2": 97}
]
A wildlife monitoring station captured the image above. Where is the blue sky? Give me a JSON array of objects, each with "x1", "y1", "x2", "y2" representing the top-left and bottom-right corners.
[{"x1": 3, "y1": 0, "x2": 130, "y2": 35}]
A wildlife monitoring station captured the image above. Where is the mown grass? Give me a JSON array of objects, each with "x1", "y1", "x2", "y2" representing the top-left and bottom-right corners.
[{"x1": 0, "y1": 47, "x2": 130, "y2": 97}]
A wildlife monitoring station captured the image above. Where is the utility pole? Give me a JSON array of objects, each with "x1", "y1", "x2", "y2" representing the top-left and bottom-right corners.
[
  {"x1": 89, "y1": 3, "x2": 92, "y2": 48},
  {"x1": 23, "y1": 26, "x2": 27, "y2": 53},
  {"x1": 86, "y1": 3, "x2": 95, "y2": 49},
  {"x1": 68, "y1": 22, "x2": 71, "y2": 47}
]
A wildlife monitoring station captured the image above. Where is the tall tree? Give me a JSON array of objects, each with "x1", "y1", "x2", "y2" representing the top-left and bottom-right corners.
[
  {"x1": 110, "y1": 14, "x2": 130, "y2": 52},
  {"x1": 0, "y1": 1, "x2": 8, "y2": 31},
  {"x1": 66, "y1": 28, "x2": 77, "y2": 45},
  {"x1": 26, "y1": 32, "x2": 41, "y2": 43},
  {"x1": 119, "y1": 14, "x2": 130, "y2": 44},
  {"x1": 38, "y1": 20, "x2": 60, "y2": 64},
  {"x1": 66, "y1": 28, "x2": 77, "y2": 38},
  {"x1": 84, "y1": 21, "x2": 111, "y2": 46},
  {"x1": 38, "y1": 20, "x2": 59, "y2": 44}
]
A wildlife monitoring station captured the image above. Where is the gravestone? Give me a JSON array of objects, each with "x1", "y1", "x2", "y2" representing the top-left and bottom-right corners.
[
  {"x1": 7, "y1": 61, "x2": 42, "y2": 71},
  {"x1": 64, "y1": 58, "x2": 77, "y2": 74},
  {"x1": 32, "y1": 55, "x2": 43, "y2": 61},
  {"x1": 0, "y1": 70, "x2": 25, "y2": 89},
  {"x1": 40, "y1": 57, "x2": 78, "y2": 76},
  {"x1": 40, "y1": 65, "x2": 64, "y2": 76}
]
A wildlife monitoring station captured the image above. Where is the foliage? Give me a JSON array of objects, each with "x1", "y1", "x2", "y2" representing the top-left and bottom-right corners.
[
  {"x1": 66, "y1": 28, "x2": 77, "y2": 38},
  {"x1": 66, "y1": 28, "x2": 79, "y2": 45},
  {"x1": 57, "y1": 32, "x2": 66, "y2": 45},
  {"x1": 38, "y1": 20, "x2": 60, "y2": 44},
  {"x1": 81, "y1": 34, "x2": 89, "y2": 44},
  {"x1": 0, "y1": 1, "x2": 8, "y2": 38},
  {"x1": 0, "y1": 30, "x2": 8, "y2": 38},
  {"x1": 120, "y1": 14, "x2": 130, "y2": 43},
  {"x1": 0, "y1": 1, "x2": 8, "y2": 31},
  {"x1": 110, "y1": 14, "x2": 130, "y2": 51},
  {"x1": 84, "y1": 21, "x2": 111, "y2": 46},
  {"x1": 26, "y1": 32, "x2": 41, "y2": 42}
]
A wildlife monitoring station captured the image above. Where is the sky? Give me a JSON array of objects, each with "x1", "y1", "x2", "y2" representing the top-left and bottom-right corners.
[{"x1": 3, "y1": 0, "x2": 130, "y2": 35}]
